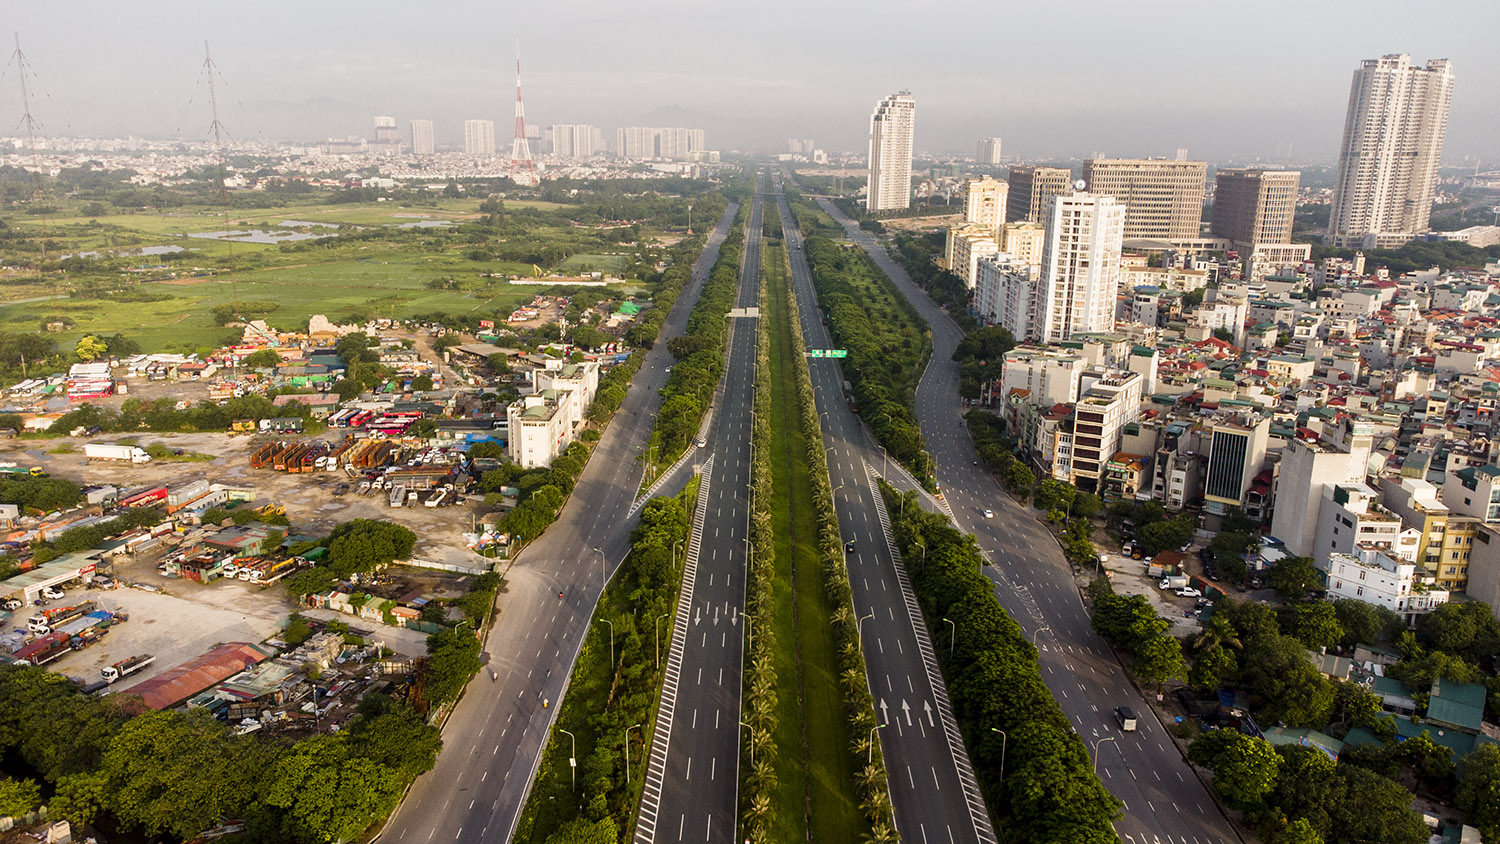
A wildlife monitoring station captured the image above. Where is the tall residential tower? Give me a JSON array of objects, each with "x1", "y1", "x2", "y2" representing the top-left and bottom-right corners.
[
  {"x1": 1327, "y1": 54, "x2": 1454, "y2": 249},
  {"x1": 464, "y1": 120, "x2": 496, "y2": 156},
  {"x1": 866, "y1": 91, "x2": 916, "y2": 212},
  {"x1": 409, "y1": 119, "x2": 435, "y2": 156},
  {"x1": 1037, "y1": 192, "x2": 1125, "y2": 343}
]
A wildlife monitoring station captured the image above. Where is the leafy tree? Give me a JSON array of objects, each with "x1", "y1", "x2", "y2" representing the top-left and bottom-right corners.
[
  {"x1": 1269, "y1": 556, "x2": 1323, "y2": 602},
  {"x1": 1239, "y1": 633, "x2": 1335, "y2": 727},
  {"x1": 1333, "y1": 599, "x2": 1404, "y2": 648},
  {"x1": 1274, "y1": 817, "x2": 1323, "y2": 844},
  {"x1": 325, "y1": 520, "x2": 417, "y2": 577},
  {"x1": 103, "y1": 333, "x2": 141, "y2": 357},
  {"x1": 1136, "y1": 513, "x2": 1196, "y2": 556},
  {"x1": 421, "y1": 628, "x2": 482, "y2": 710},
  {"x1": 1188, "y1": 730, "x2": 1282, "y2": 809},
  {"x1": 1330, "y1": 680, "x2": 1381, "y2": 729},
  {"x1": 284, "y1": 614, "x2": 313, "y2": 647},
  {"x1": 410, "y1": 374, "x2": 434, "y2": 391},
  {"x1": 346, "y1": 695, "x2": 442, "y2": 783},
  {"x1": 241, "y1": 348, "x2": 282, "y2": 368},
  {"x1": 542, "y1": 817, "x2": 619, "y2": 844},
  {"x1": 1394, "y1": 730, "x2": 1454, "y2": 787},
  {"x1": 0, "y1": 776, "x2": 39, "y2": 818},
  {"x1": 1190, "y1": 642, "x2": 1238, "y2": 693},
  {"x1": 1277, "y1": 602, "x2": 1344, "y2": 650},
  {"x1": 1070, "y1": 492, "x2": 1103, "y2": 520},
  {"x1": 75, "y1": 334, "x2": 108, "y2": 361},
  {"x1": 1090, "y1": 593, "x2": 1162, "y2": 651},
  {"x1": 1457, "y1": 745, "x2": 1500, "y2": 843},
  {"x1": 261, "y1": 734, "x2": 403, "y2": 843},
  {"x1": 1417, "y1": 601, "x2": 1500, "y2": 661},
  {"x1": 1133, "y1": 633, "x2": 1186, "y2": 691},
  {"x1": 48, "y1": 771, "x2": 107, "y2": 827}
]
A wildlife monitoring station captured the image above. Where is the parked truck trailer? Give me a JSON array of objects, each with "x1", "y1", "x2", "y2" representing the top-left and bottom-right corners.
[{"x1": 83, "y1": 443, "x2": 151, "y2": 464}]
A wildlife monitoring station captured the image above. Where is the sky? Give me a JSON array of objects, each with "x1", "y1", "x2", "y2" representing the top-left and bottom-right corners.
[{"x1": 7, "y1": 0, "x2": 1499, "y2": 164}]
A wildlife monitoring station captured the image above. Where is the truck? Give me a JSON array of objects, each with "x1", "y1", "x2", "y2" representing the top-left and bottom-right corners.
[
  {"x1": 0, "y1": 466, "x2": 44, "y2": 476},
  {"x1": 102, "y1": 654, "x2": 155, "y2": 683},
  {"x1": 28, "y1": 601, "x2": 97, "y2": 633},
  {"x1": 15, "y1": 632, "x2": 71, "y2": 666},
  {"x1": 83, "y1": 443, "x2": 152, "y2": 464},
  {"x1": 389, "y1": 484, "x2": 406, "y2": 508},
  {"x1": 54, "y1": 610, "x2": 113, "y2": 639},
  {"x1": 120, "y1": 486, "x2": 168, "y2": 508}
]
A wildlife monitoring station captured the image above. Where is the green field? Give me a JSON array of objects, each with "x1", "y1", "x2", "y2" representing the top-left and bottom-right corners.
[
  {"x1": 0, "y1": 196, "x2": 656, "y2": 353},
  {"x1": 761, "y1": 240, "x2": 865, "y2": 841}
]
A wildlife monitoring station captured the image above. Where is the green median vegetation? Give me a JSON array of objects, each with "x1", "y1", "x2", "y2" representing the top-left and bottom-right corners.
[
  {"x1": 883, "y1": 482, "x2": 1123, "y2": 843},
  {"x1": 739, "y1": 230, "x2": 884, "y2": 841},
  {"x1": 513, "y1": 479, "x2": 694, "y2": 844}
]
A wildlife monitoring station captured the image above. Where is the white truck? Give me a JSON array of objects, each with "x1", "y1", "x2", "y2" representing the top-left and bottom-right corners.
[
  {"x1": 83, "y1": 443, "x2": 152, "y2": 464},
  {"x1": 102, "y1": 654, "x2": 155, "y2": 683}
]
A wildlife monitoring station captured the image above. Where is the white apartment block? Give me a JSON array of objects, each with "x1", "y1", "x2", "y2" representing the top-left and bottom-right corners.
[
  {"x1": 1038, "y1": 193, "x2": 1125, "y2": 343},
  {"x1": 1311, "y1": 482, "x2": 1405, "y2": 566},
  {"x1": 409, "y1": 119, "x2": 435, "y2": 156},
  {"x1": 1325, "y1": 548, "x2": 1448, "y2": 624},
  {"x1": 1194, "y1": 294, "x2": 1248, "y2": 347},
  {"x1": 1000, "y1": 345, "x2": 1085, "y2": 408},
  {"x1": 1123, "y1": 265, "x2": 1210, "y2": 293},
  {"x1": 1000, "y1": 222, "x2": 1046, "y2": 273},
  {"x1": 976, "y1": 137, "x2": 1002, "y2": 165},
  {"x1": 866, "y1": 91, "x2": 916, "y2": 212},
  {"x1": 1069, "y1": 371, "x2": 1142, "y2": 489},
  {"x1": 533, "y1": 359, "x2": 600, "y2": 430},
  {"x1": 1271, "y1": 424, "x2": 1374, "y2": 558},
  {"x1": 944, "y1": 226, "x2": 1000, "y2": 289},
  {"x1": 1327, "y1": 55, "x2": 1454, "y2": 249},
  {"x1": 616, "y1": 127, "x2": 706, "y2": 160},
  {"x1": 962, "y1": 176, "x2": 1007, "y2": 236},
  {"x1": 464, "y1": 120, "x2": 496, "y2": 156},
  {"x1": 975, "y1": 256, "x2": 1037, "y2": 340},
  {"x1": 550, "y1": 124, "x2": 602, "y2": 158},
  {"x1": 507, "y1": 391, "x2": 575, "y2": 469}
]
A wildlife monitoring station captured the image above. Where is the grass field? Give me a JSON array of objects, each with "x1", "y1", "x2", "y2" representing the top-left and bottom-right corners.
[
  {"x1": 762, "y1": 240, "x2": 865, "y2": 841},
  {"x1": 0, "y1": 196, "x2": 650, "y2": 352}
]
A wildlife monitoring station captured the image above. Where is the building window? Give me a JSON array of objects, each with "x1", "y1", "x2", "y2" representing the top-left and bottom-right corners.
[{"x1": 1356, "y1": 586, "x2": 1363, "y2": 596}]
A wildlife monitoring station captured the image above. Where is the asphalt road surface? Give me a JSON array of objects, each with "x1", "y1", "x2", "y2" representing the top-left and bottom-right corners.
[
  {"x1": 634, "y1": 178, "x2": 763, "y2": 843},
  {"x1": 814, "y1": 194, "x2": 1240, "y2": 844},
  {"x1": 377, "y1": 201, "x2": 740, "y2": 844},
  {"x1": 774, "y1": 175, "x2": 997, "y2": 844}
]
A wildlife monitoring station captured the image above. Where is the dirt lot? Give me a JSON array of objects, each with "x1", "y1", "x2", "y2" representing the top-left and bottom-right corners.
[{"x1": 2, "y1": 432, "x2": 486, "y2": 568}]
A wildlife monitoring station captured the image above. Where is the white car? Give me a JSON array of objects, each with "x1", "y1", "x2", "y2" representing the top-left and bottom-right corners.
[
  {"x1": 982, "y1": 509, "x2": 994, "y2": 519},
  {"x1": 40, "y1": 585, "x2": 65, "y2": 600},
  {"x1": 1175, "y1": 587, "x2": 1203, "y2": 598}
]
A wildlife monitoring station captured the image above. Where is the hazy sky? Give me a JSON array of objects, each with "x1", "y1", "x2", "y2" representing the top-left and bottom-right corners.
[{"x1": 8, "y1": 1, "x2": 1499, "y2": 163}]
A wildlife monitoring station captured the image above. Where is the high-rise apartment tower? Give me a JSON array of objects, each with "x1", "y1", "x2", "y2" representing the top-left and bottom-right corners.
[
  {"x1": 464, "y1": 120, "x2": 496, "y2": 156},
  {"x1": 409, "y1": 119, "x2": 435, "y2": 156},
  {"x1": 866, "y1": 91, "x2": 916, "y2": 212},
  {"x1": 976, "y1": 137, "x2": 1003, "y2": 165},
  {"x1": 1327, "y1": 54, "x2": 1454, "y2": 249},
  {"x1": 1037, "y1": 192, "x2": 1125, "y2": 343}
]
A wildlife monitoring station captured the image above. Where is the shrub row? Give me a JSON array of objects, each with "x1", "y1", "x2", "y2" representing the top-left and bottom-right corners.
[
  {"x1": 882, "y1": 483, "x2": 1123, "y2": 844},
  {"x1": 513, "y1": 485, "x2": 693, "y2": 843}
]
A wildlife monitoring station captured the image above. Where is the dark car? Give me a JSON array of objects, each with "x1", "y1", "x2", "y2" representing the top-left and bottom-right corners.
[
  {"x1": 1114, "y1": 706, "x2": 1138, "y2": 731},
  {"x1": 844, "y1": 541, "x2": 855, "y2": 554}
]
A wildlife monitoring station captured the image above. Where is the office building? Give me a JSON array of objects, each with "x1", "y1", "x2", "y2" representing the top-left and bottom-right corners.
[
  {"x1": 1070, "y1": 372, "x2": 1143, "y2": 491},
  {"x1": 464, "y1": 120, "x2": 496, "y2": 156},
  {"x1": 866, "y1": 91, "x2": 916, "y2": 212},
  {"x1": 373, "y1": 116, "x2": 399, "y2": 143},
  {"x1": 1212, "y1": 169, "x2": 1311, "y2": 279},
  {"x1": 550, "y1": 124, "x2": 603, "y2": 158},
  {"x1": 615, "y1": 127, "x2": 706, "y2": 160},
  {"x1": 507, "y1": 391, "x2": 574, "y2": 469},
  {"x1": 1270, "y1": 422, "x2": 1374, "y2": 558},
  {"x1": 1037, "y1": 192, "x2": 1125, "y2": 343},
  {"x1": 976, "y1": 137, "x2": 1002, "y2": 165},
  {"x1": 1203, "y1": 413, "x2": 1271, "y2": 510},
  {"x1": 961, "y1": 176, "x2": 1008, "y2": 235},
  {"x1": 1327, "y1": 55, "x2": 1455, "y2": 249},
  {"x1": 1083, "y1": 158, "x2": 1207, "y2": 242},
  {"x1": 1006, "y1": 165, "x2": 1072, "y2": 223},
  {"x1": 409, "y1": 119, "x2": 435, "y2": 156}
]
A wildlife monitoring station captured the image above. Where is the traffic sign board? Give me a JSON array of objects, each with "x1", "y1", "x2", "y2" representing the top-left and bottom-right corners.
[{"x1": 808, "y1": 349, "x2": 848, "y2": 358}]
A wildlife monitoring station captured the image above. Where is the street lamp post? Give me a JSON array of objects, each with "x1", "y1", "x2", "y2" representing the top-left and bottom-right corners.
[
  {"x1": 1032, "y1": 625, "x2": 1051, "y2": 646},
  {"x1": 593, "y1": 546, "x2": 605, "y2": 591},
  {"x1": 740, "y1": 721, "x2": 755, "y2": 764},
  {"x1": 559, "y1": 728, "x2": 577, "y2": 790},
  {"x1": 672, "y1": 539, "x2": 684, "y2": 572},
  {"x1": 943, "y1": 617, "x2": 956, "y2": 656},
  {"x1": 625, "y1": 724, "x2": 642, "y2": 783},
  {"x1": 655, "y1": 613, "x2": 670, "y2": 670},
  {"x1": 1093, "y1": 736, "x2": 1117, "y2": 774},
  {"x1": 990, "y1": 728, "x2": 1007, "y2": 780},
  {"x1": 599, "y1": 618, "x2": 615, "y2": 671},
  {"x1": 857, "y1": 610, "x2": 875, "y2": 642},
  {"x1": 869, "y1": 723, "x2": 885, "y2": 764}
]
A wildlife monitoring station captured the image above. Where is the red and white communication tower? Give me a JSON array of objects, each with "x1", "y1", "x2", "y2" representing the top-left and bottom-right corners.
[{"x1": 509, "y1": 39, "x2": 537, "y2": 187}]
